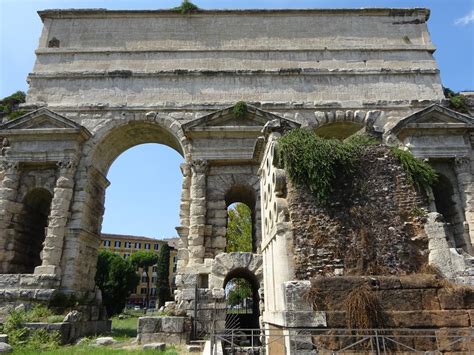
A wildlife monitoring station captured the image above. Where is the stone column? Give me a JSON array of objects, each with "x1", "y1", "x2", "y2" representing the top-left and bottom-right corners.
[
  {"x1": 0, "y1": 160, "x2": 20, "y2": 273},
  {"x1": 35, "y1": 159, "x2": 77, "y2": 275},
  {"x1": 454, "y1": 156, "x2": 474, "y2": 253},
  {"x1": 188, "y1": 159, "x2": 208, "y2": 265},
  {"x1": 176, "y1": 162, "x2": 191, "y2": 270}
]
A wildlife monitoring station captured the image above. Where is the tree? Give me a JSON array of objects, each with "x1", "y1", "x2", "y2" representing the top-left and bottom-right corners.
[
  {"x1": 0, "y1": 91, "x2": 26, "y2": 120},
  {"x1": 128, "y1": 251, "x2": 159, "y2": 310},
  {"x1": 226, "y1": 278, "x2": 252, "y2": 308},
  {"x1": 155, "y1": 244, "x2": 172, "y2": 308},
  {"x1": 95, "y1": 250, "x2": 139, "y2": 316},
  {"x1": 128, "y1": 251, "x2": 158, "y2": 270},
  {"x1": 226, "y1": 203, "x2": 252, "y2": 252}
]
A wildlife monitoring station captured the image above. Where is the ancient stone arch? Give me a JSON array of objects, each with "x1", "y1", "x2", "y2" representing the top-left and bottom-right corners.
[{"x1": 1, "y1": 8, "x2": 474, "y2": 349}]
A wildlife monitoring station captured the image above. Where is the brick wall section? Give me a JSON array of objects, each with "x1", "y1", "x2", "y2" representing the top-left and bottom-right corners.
[{"x1": 287, "y1": 145, "x2": 428, "y2": 279}]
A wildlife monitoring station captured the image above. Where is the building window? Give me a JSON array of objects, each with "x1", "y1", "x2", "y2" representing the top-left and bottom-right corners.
[
  {"x1": 135, "y1": 242, "x2": 141, "y2": 249},
  {"x1": 154, "y1": 243, "x2": 159, "y2": 250},
  {"x1": 173, "y1": 264, "x2": 177, "y2": 273},
  {"x1": 125, "y1": 242, "x2": 131, "y2": 248},
  {"x1": 140, "y1": 288, "x2": 147, "y2": 295},
  {"x1": 144, "y1": 243, "x2": 150, "y2": 250},
  {"x1": 152, "y1": 266, "x2": 157, "y2": 272},
  {"x1": 141, "y1": 276, "x2": 147, "y2": 283},
  {"x1": 114, "y1": 241, "x2": 121, "y2": 248},
  {"x1": 103, "y1": 240, "x2": 110, "y2": 247},
  {"x1": 151, "y1": 277, "x2": 157, "y2": 283},
  {"x1": 150, "y1": 288, "x2": 156, "y2": 296},
  {"x1": 123, "y1": 253, "x2": 130, "y2": 259}
]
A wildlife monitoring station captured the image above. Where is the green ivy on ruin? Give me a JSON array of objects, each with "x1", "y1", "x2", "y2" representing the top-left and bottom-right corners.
[
  {"x1": 391, "y1": 148, "x2": 438, "y2": 191},
  {"x1": 278, "y1": 129, "x2": 376, "y2": 205},
  {"x1": 444, "y1": 87, "x2": 469, "y2": 114},
  {"x1": 278, "y1": 129, "x2": 436, "y2": 204}
]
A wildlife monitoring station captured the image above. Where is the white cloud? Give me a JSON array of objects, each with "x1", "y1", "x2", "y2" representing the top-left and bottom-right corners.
[{"x1": 455, "y1": 10, "x2": 474, "y2": 26}]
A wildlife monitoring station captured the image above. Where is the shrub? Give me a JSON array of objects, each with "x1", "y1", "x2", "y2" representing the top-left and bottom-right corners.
[
  {"x1": 0, "y1": 90, "x2": 26, "y2": 120},
  {"x1": 232, "y1": 101, "x2": 248, "y2": 119},
  {"x1": 444, "y1": 87, "x2": 469, "y2": 113}
]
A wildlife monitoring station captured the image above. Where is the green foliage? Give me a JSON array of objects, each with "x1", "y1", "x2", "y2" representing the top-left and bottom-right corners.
[
  {"x1": 232, "y1": 101, "x2": 248, "y2": 119},
  {"x1": 128, "y1": 251, "x2": 159, "y2": 269},
  {"x1": 110, "y1": 314, "x2": 138, "y2": 340},
  {"x1": 391, "y1": 148, "x2": 438, "y2": 191},
  {"x1": 0, "y1": 90, "x2": 26, "y2": 120},
  {"x1": 278, "y1": 129, "x2": 368, "y2": 205},
  {"x1": 226, "y1": 203, "x2": 252, "y2": 252},
  {"x1": 172, "y1": 0, "x2": 199, "y2": 14},
  {"x1": 226, "y1": 278, "x2": 252, "y2": 307},
  {"x1": 95, "y1": 250, "x2": 139, "y2": 316},
  {"x1": 444, "y1": 87, "x2": 469, "y2": 113},
  {"x1": 155, "y1": 244, "x2": 171, "y2": 308},
  {"x1": 1, "y1": 307, "x2": 61, "y2": 350}
]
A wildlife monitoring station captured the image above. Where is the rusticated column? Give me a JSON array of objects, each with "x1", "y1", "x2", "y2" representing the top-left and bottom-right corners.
[
  {"x1": 187, "y1": 159, "x2": 208, "y2": 265},
  {"x1": 176, "y1": 162, "x2": 191, "y2": 270},
  {"x1": 35, "y1": 159, "x2": 77, "y2": 275},
  {"x1": 454, "y1": 156, "x2": 474, "y2": 253},
  {"x1": 0, "y1": 160, "x2": 20, "y2": 273}
]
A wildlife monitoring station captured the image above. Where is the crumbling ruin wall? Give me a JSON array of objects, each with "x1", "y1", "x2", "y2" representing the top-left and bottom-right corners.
[{"x1": 287, "y1": 144, "x2": 428, "y2": 279}]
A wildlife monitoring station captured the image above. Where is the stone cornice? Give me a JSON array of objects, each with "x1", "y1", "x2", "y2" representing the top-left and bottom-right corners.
[
  {"x1": 28, "y1": 68, "x2": 439, "y2": 79},
  {"x1": 38, "y1": 8, "x2": 430, "y2": 21}
]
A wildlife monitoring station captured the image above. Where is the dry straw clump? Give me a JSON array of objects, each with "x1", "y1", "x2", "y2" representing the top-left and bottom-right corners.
[{"x1": 344, "y1": 285, "x2": 385, "y2": 329}]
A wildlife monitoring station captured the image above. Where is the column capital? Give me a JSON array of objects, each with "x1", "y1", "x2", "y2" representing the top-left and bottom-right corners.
[
  {"x1": 0, "y1": 159, "x2": 19, "y2": 174},
  {"x1": 454, "y1": 156, "x2": 471, "y2": 173},
  {"x1": 57, "y1": 158, "x2": 78, "y2": 174},
  {"x1": 190, "y1": 159, "x2": 208, "y2": 175}
]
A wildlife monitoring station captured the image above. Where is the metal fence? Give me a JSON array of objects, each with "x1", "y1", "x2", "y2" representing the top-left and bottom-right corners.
[{"x1": 210, "y1": 327, "x2": 474, "y2": 354}]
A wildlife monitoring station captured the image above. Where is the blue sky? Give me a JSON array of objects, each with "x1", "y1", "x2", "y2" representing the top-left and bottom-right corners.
[{"x1": 1, "y1": 0, "x2": 473, "y2": 238}]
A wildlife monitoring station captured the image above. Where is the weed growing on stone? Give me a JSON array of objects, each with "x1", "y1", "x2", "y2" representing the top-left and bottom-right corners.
[
  {"x1": 344, "y1": 285, "x2": 385, "y2": 329},
  {"x1": 232, "y1": 101, "x2": 248, "y2": 119}
]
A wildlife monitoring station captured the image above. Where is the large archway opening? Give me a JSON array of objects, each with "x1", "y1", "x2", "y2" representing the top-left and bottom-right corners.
[
  {"x1": 88, "y1": 120, "x2": 185, "y2": 314},
  {"x1": 10, "y1": 188, "x2": 52, "y2": 273},
  {"x1": 224, "y1": 267, "x2": 260, "y2": 343},
  {"x1": 225, "y1": 185, "x2": 257, "y2": 253}
]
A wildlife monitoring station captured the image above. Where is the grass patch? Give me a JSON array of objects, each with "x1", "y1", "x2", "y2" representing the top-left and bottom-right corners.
[{"x1": 110, "y1": 314, "x2": 139, "y2": 340}]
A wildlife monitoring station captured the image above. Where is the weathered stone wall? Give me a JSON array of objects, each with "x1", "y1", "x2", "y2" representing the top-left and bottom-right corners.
[{"x1": 287, "y1": 145, "x2": 428, "y2": 279}]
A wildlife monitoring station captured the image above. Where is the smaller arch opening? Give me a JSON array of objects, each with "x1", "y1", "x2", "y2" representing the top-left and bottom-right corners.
[
  {"x1": 225, "y1": 184, "x2": 257, "y2": 253},
  {"x1": 224, "y1": 268, "x2": 260, "y2": 334},
  {"x1": 315, "y1": 122, "x2": 363, "y2": 140},
  {"x1": 432, "y1": 173, "x2": 466, "y2": 249},
  {"x1": 11, "y1": 188, "x2": 52, "y2": 273}
]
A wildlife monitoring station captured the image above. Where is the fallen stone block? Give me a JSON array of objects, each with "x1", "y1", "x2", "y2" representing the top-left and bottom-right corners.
[{"x1": 143, "y1": 343, "x2": 166, "y2": 350}]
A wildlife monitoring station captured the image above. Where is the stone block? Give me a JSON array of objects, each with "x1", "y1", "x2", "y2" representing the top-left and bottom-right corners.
[
  {"x1": 0, "y1": 335, "x2": 7, "y2": 343},
  {"x1": 387, "y1": 310, "x2": 470, "y2": 328},
  {"x1": 0, "y1": 342, "x2": 12, "y2": 353},
  {"x1": 438, "y1": 288, "x2": 464, "y2": 309},
  {"x1": 138, "y1": 317, "x2": 162, "y2": 333},
  {"x1": 96, "y1": 337, "x2": 117, "y2": 346},
  {"x1": 161, "y1": 316, "x2": 185, "y2": 333}
]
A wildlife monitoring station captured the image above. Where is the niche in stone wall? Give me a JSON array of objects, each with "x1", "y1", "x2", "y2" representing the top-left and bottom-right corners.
[
  {"x1": 225, "y1": 185, "x2": 257, "y2": 253},
  {"x1": 10, "y1": 188, "x2": 52, "y2": 273},
  {"x1": 315, "y1": 121, "x2": 363, "y2": 140}
]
